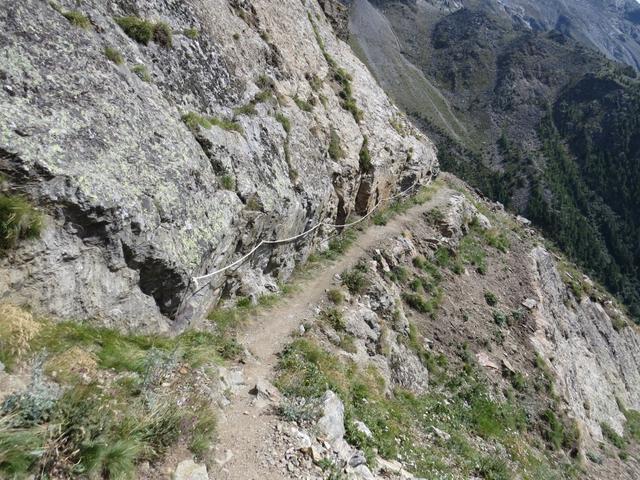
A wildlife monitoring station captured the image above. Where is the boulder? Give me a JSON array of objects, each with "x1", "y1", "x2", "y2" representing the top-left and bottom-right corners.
[
  {"x1": 316, "y1": 390, "x2": 346, "y2": 444},
  {"x1": 174, "y1": 459, "x2": 208, "y2": 480}
]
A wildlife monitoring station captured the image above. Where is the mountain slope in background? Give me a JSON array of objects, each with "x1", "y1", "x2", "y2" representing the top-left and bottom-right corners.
[{"x1": 347, "y1": 0, "x2": 640, "y2": 319}]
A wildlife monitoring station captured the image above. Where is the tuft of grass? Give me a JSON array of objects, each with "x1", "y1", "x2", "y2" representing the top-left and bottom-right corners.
[
  {"x1": 219, "y1": 175, "x2": 235, "y2": 191},
  {"x1": 275, "y1": 112, "x2": 291, "y2": 134},
  {"x1": 0, "y1": 195, "x2": 43, "y2": 252},
  {"x1": 234, "y1": 103, "x2": 257, "y2": 117},
  {"x1": 484, "y1": 291, "x2": 498, "y2": 306},
  {"x1": 131, "y1": 64, "x2": 151, "y2": 82},
  {"x1": 359, "y1": 136, "x2": 372, "y2": 173},
  {"x1": 184, "y1": 27, "x2": 199, "y2": 40},
  {"x1": 601, "y1": 422, "x2": 625, "y2": 449},
  {"x1": 327, "y1": 289, "x2": 344, "y2": 305},
  {"x1": 152, "y1": 22, "x2": 173, "y2": 48},
  {"x1": 341, "y1": 264, "x2": 369, "y2": 295},
  {"x1": 0, "y1": 306, "x2": 223, "y2": 478},
  {"x1": 181, "y1": 112, "x2": 242, "y2": 134},
  {"x1": 0, "y1": 304, "x2": 41, "y2": 371},
  {"x1": 62, "y1": 10, "x2": 91, "y2": 29},
  {"x1": 320, "y1": 308, "x2": 345, "y2": 331},
  {"x1": 328, "y1": 128, "x2": 344, "y2": 160},
  {"x1": 293, "y1": 96, "x2": 313, "y2": 113},
  {"x1": 104, "y1": 46, "x2": 124, "y2": 65},
  {"x1": 116, "y1": 16, "x2": 154, "y2": 45}
]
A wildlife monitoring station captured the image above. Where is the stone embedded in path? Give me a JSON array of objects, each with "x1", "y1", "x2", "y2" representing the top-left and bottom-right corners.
[
  {"x1": 174, "y1": 459, "x2": 209, "y2": 480},
  {"x1": 250, "y1": 378, "x2": 281, "y2": 408}
]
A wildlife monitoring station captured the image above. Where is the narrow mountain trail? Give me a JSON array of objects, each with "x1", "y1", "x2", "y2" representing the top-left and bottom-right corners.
[{"x1": 210, "y1": 185, "x2": 451, "y2": 480}]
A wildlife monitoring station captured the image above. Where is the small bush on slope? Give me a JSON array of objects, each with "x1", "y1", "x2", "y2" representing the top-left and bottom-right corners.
[{"x1": 0, "y1": 195, "x2": 42, "y2": 252}]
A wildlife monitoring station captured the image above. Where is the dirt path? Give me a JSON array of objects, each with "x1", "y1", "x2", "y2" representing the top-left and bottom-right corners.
[{"x1": 210, "y1": 185, "x2": 450, "y2": 479}]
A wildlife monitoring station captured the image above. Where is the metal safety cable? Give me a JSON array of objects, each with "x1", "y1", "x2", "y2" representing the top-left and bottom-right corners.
[{"x1": 191, "y1": 179, "x2": 423, "y2": 289}]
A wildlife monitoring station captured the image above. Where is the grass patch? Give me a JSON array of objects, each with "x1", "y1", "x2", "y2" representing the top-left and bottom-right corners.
[
  {"x1": 184, "y1": 27, "x2": 199, "y2": 39},
  {"x1": 234, "y1": 103, "x2": 257, "y2": 117},
  {"x1": 328, "y1": 127, "x2": 344, "y2": 161},
  {"x1": 293, "y1": 96, "x2": 313, "y2": 113},
  {"x1": 274, "y1": 337, "x2": 564, "y2": 479},
  {"x1": 0, "y1": 195, "x2": 43, "y2": 252},
  {"x1": 116, "y1": 16, "x2": 154, "y2": 44},
  {"x1": 116, "y1": 16, "x2": 172, "y2": 47},
  {"x1": 63, "y1": 10, "x2": 91, "y2": 29},
  {"x1": 0, "y1": 306, "x2": 220, "y2": 478},
  {"x1": 181, "y1": 112, "x2": 242, "y2": 134},
  {"x1": 104, "y1": 46, "x2": 124, "y2": 65},
  {"x1": 341, "y1": 263, "x2": 369, "y2": 295},
  {"x1": 275, "y1": 112, "x2": 291, "y2": 134},
  {"x1": 327, "y1": 289, "x2": 344, "y2": 305},
  {"x1": 359, "y1": 136, "x2": 372, "y2": 173},
  {"x1": 131, "y1": 64, "x2": 151, "y2": 82},
  {"x1": 484, "y1": 291, "x2": 498, "y2": 306},
  {"x1": 601, "y1": 422, "x2": 625, "y2": 449},
  {"x1": 219, "y1": 175, "x2": 235, "y2": 191}
]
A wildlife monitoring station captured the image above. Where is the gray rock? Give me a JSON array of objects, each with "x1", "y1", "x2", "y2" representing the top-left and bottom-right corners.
[
  {"x1": 249, "y1": 379, "x2": 281, "y2": 408},
  {"x1": 174, "y1": 459, "x2": 208, "y2": 480},
  {"x1": 530, "y1": 247, "x2": 640, "y2": 441},
  {"x1": 316, "y1": 390, "x2": 345, "y2": 444},
  {"x1": 353, "y1": 420, "x2": 373, "y2": 439},
  {"x1": 389, "y1": 344, "x2": 429, "y2": 394}
]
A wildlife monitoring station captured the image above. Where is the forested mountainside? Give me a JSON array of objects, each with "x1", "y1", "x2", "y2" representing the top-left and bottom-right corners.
[{"x1": 347, "y1": 0, "x2": 640, "y2": 319}]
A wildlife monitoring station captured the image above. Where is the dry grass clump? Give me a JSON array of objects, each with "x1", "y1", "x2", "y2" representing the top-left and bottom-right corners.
[
  {"x1": 44, "y1": 346, "x2": 98, "y2": 384},
  {"x1": 0, "y1": 304, "x2": 40, "y2": 367}
]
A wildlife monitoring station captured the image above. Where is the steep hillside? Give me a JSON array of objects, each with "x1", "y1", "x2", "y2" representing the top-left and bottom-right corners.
[
  {"x1": 0, "y1": 0, "x2": 437, "y2": 330},
  {"x1": 347, "y1": 0, "x2": 640, "y2": 320}
]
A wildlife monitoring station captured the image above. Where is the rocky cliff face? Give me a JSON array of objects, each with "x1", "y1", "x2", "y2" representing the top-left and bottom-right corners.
[{"x1": 0, "y1": 0, "x2": 437, "y2": 331}]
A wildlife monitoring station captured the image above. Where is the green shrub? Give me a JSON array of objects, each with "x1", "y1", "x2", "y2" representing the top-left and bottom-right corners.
[
  {"x1": 541, "y1": 409, "x2": 580, "y2": 452},
  {"x1": 184, "y1": 27, "x2": 199, "y2": 39},
  {"x1": 253, "y1": 89, "x2": 273, "y2": 104},
  {"x1": 0, "y1": 195, "x2": 43, "y2": 251},
  {"x1": 359, "y1": 136, "x2": 372, "y2": 173},
  {"x1": 341, "y1": 266, "x2": 368, "y2": 295},
  {"x1": 131, "y1": 64, "x2": 151, "y2": 82},
  {"x1": 153, "y1": 22, "x2": 173, "y2": 48},
  {"x1": 293, "y1": 96, "x2": 313, "y2": 113},
  {"x1": 182, "y1": 112, "x2": 211, "y2": 131},
  {"x1": 211, "y1": 117, "x2": 243, "y2": 134},
  {"x1": 220, "y1": 175, "x2": 235, "y2": 190},
  {"x1": 182, "y1": 112, "x2": 242, "y2": 134},
  {"x1": 116, "y1": 16, "x2": 154, "y2": 45},
  {"x1": 477, "y1": 456, "x2": 511, "y2": 480},
  {"x1": 601, "y1": 422, "x2": 626, "y2": 449},
  {"x1": 492, "y1": 310, "x2": 508, "y2": 326},
  {"x1": 275, "y1": 113, "x2": 291, "y2": 134},
  {"x1": 234, "y1": 103, "x2": 257, "y2": 117},
  {"x1": 327, "y1": 289, "x2": 344, "y2": 304},
  {"x1": 328, "y1": 128, "x2": 344, "y2": 160},
  {"x1": 484, "y1": 291, "x2": 498, "y2": 306},
  {"x1": 63, "y1": 10, "x2": 91, "y2": 29},
  {"x1": 321, "y1": 308, "x2": 345, "y2": 331},
  {"x1": 104, "y1": 46, "x2": 124, "y2": 65},
  {"x1": 621, "y1": 407, "x2": 640, "y2": 442}
]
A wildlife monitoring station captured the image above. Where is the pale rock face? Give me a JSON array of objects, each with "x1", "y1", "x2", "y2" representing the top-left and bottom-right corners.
[
  {"x1": 0, "y1": 0, "x2": 438, "y2": 331},
  {"x1": 530, "y1": 247, "x2": 640, "y2": 441},
  {"x1": 174, "y1": 459, "x2": 209, "y2": 480}
]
